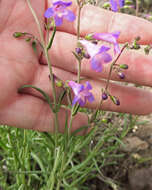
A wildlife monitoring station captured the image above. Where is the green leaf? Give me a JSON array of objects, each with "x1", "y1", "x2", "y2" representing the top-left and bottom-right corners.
[
  {"x1": 47, "y1": 26, "x2": 56, "y2": 50},
  {"x1": 57, "y1": 90, "x2": 66, "y2": 112},
  {"x1": 13, "y1": 32, "x2": 25, "y2": 38},
  {"x1": 71, "y1": 126, "x2": 89, "y2": 136},
  {"x1": 72, "y1": 104, "x2": 80, "y2": 116},
  {"x1": 18, "y1": 85, "x2": 53, "y2": 111},
  {"x1": 32, "y1": 41, "x2": 37, "y2": 53}
]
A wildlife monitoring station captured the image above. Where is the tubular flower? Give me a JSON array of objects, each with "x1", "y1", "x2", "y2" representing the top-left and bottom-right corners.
[
  {"x1": 93, "y1": 31, "x2": 120, "y2": 54},
  {"x1": 109, "y1": 0, "x2": 125, "y2": 12},
  {"x1": 44, "y1": 0, "x2": 76, "y2": 26},
  {"x1": 68, "y1": 81, "x2": 94, "y2": 106},
  {"x1": 79, "y1": 40, "x2": 112, "y2": 72}
]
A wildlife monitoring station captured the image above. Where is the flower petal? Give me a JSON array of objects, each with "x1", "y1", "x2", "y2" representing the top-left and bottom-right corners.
[
  {"x1": 98, "y1": 45, "x2": 110, "y2": 53},
  {"x1": 79, "y1": 40, "x2": 99, "y2": 57},
  {"x1": 91, "y1": 55, "x2": 103, "y2": 72},
  {"x1": 119, "y1": 0, "x2": 125, "y2": 7},
  {"x1": 114, "y1": 43, "x2": 120, "y2": 54},
  {"x1": 54, "y1": 15, "x2": 63, "y2": 26},
  {"x1": 110, "y1": 0, "x2": 118, "y2": 12},
  {"x1": 101, "y1": 52, "x2": 112, "y2": 63},
  {"x1": 64, "y1": 10, "x2": 76, "y2": 22},
  {"x1": 72, "y1": 96, "x2": 79, "y2": 106},
  {"x1": 85, "y1": 81, "x2": 92, "y2": 90},
  {"x1": 111, "y1": 31, "x2": 120, "y2": 39},
  {"x1": 53, "y1": 0, "x2": 72, "y2": 7},
  {"x1": 68, "y1": 81, "x2": 84, "y2": 95},
  {"x1": 44, "y1": 8, "x2": 54, "y2": 18},
  {"x1": 87, "y1": 93, "x2": 95, "y2": 102},
  {"x1": 78, "y1": 98, "x2": 85, "y2": 106}
]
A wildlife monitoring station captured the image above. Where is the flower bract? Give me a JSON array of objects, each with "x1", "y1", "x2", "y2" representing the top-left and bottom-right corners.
[
  {"x1": 79, "y1": 40, "x2": 112, "y2": 72},
  {"x1": 68, "y1": 81, "x2": 94, "y2": 106},
  {"x1": 93, "y1": 31, "x2": 120, "y2": 54},
  {"x1": 44, "y1": 0, "x2": 76, "y2": 26},
  {"x1": 109, "y1": 0, "x2": 125, "y2": 12}
]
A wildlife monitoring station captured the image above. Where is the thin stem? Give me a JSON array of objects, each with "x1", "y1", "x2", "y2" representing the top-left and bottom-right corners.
[
  {"x1": 90, "y1": 44, "x2": 128, "y2": 123},
  {"x1": 77, "y1": 5, "x2": 82, "y2": 40},
  {"x1": 26, "y1": 0, "x2": 59, "y2": 135},
  {"x1": 26, "y1": 0, "x2": 45, "y2": 47},
  {"x1": 77, "y1": 3, "x2": 83, "y2": 83},
  {"x1": 77, "y1": 59, "x2": 81, "y2": 83},
  {"x1": 136, "y1": 0, "x2": 139, "y2": 17}
]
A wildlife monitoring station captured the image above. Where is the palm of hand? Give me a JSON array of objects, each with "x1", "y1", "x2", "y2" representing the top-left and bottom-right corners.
[
  {"x1": 1, "y1": 0, "x2": 152, "y2": 133},
  {"x1": 0, "y1": 0, "x2": 53, "y2": 130}
]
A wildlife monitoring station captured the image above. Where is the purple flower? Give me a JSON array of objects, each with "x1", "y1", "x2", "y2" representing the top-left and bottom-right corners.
[
  {"x1": 79, "y1": 40, "x2": 112, "y2": 72},
  {"x1": 68, "y1": 81, "x2": 94, "y2": 106},
  {"x1": 93, "y1": 31, "x2": 120, "y2": 54},
  {"x1": 110, "y1": 0, "x2": 125, "y2": 12},
  {"x1": 44, "y1": 0, "x2": 76, "y2": 26}
]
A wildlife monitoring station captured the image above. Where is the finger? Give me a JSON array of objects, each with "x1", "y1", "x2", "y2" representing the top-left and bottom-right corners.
[
  {"x1": 0, "y1": 94, "x2": 88, "y2": 134},
  {"x1": 4, "y1": 0, "x2": 46, "y2": 38},
  {"x1": 46, "y1": 31, "x2": 152, "y2": 87},
  {"x1": 52, "y1": 2, "x2": 152, "y2": 44},
  {"x1": 29, "y1": 65, "x2": 152, "y2": 115}
]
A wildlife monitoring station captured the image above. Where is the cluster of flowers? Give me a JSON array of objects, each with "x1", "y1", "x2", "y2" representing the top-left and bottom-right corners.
[{"x1": 45, "y1": 0, "x2": 125, "y2": 107}]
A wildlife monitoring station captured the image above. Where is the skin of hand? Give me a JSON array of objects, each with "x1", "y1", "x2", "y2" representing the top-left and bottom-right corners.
[{"x1": 1, "y1": 0, "x2": 152, "y2": 133}]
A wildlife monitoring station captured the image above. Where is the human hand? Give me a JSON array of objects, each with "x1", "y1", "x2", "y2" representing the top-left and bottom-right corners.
[{"x1": 0, "y1": 0, "x2": 152, "y2": 133}]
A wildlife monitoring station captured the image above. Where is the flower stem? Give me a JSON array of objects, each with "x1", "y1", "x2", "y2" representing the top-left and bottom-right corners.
[
  {"x1": 77, "y1": 3, "x2": 83, "y2": 83},
  {"x1": 26, "y1": 0, "x2": 59, "y2": 143},
  {"x1": 136, "y1": 0, "x2": 139, "y2": 16},
  {"x1": 90, "y1": 43, "x2": 128, "y2": 123}
]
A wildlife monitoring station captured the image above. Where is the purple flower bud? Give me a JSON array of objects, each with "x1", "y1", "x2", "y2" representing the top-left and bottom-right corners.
[
  {"x1": 102, "y1": 92, "x2": 108, "y2": 100},
  {"x1": 84, "y1": 52, "x2": 91, "y2": 59},
  {"x1": 75, "y1": 47, "x2": 82, "y2": 54},
  {"x1": 110, "y1": 95, "x2": 120, "y2": 106},
  {"x1": 92, "y1": 41, "x2": 98, "y2": 45},
  {"x1": 118, "y1": 72, "x2": 125, "y2": 79},
  {"x1": 115, "y1": 98, "x2": 120, "y2": 105}
]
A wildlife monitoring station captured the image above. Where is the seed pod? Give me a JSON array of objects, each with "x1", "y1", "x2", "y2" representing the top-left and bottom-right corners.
[
  {"x1": 102, "y1": 92, "x2": 108, "y2": 100},
  {"x1": 119, "y1": 64, "x2": 128, "y2": 69}
]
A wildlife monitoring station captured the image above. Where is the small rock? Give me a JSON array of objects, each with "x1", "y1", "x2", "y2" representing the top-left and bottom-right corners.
[
  {"x1": 129, "y1": 166, "x2": 152, "y2": 190},
  {"x1": 121, "y1": 136, "x2": 149, "y2": 152},
  {"x1": 136, "y1": 125, "x2": 152, "y2": 139}
]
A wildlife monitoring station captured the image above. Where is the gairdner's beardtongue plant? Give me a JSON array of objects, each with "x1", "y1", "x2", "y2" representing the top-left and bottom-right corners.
[
  {"x1": 44, "y1": 0, "x2": 76, "y2": 26},
  {"x1": 12, "y1": 0, "x2": 135, "y2": 188}
]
